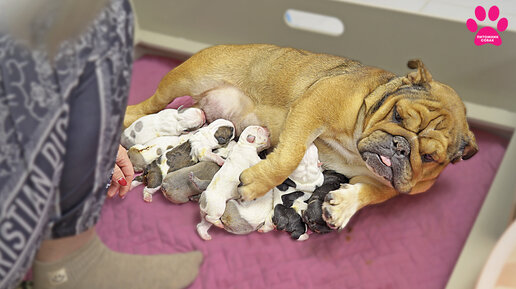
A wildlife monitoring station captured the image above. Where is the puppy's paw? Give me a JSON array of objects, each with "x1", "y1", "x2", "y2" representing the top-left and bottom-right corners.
[
  {"x1": 142, "y1": 186, "x2": 160, "y2": 203},
  {"x1": 205, "y1": 215, "x2": 224, "y2": 228},
  {"x1": 258, "y1": 212, "x2": 275, "y2": 233},
  {"x1": 321, "y1": 184, "x2": 361, "y2": 230},
  {"x1": 215, "y1": 156, "x2": 225, "y2": 167},
  {"x1": 196, "y1": 221, "x2": 212, "y2": 241},
  {"x1": 238, "y1": 167, "x2": 274, "y2": 201}
]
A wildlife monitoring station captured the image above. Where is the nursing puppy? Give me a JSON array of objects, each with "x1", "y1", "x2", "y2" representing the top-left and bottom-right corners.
[
  {"x1": 125, "y1": 44, "x2": 478, "y2": 230},
  {"x1": 217, "y1": 143, "x2": 321, "y2": 239},
  {"x1": 121, "y1": 107, "x2": 205, "y2": 149},
  {"x1": 303, "y1": 170, "x2": 350, "y2": 234},
  {"x1": 197, "y1": 126, "x2": 270, "y2": 240},
  {"x1": 259, "y1": 144, "x2": 323, "y2": 234},
  {"x1": 161, "y1": 161, "x2": 221, "y2": 204},
  {"x1": 162, "y1": 141, "x2": 237, "y2": 203},
  {"x1": 133, "y1": 119, "x2": 235, "y2": 202},
  {"x1": 128, "y1": 134, "x2": 190, "y2": 172}
]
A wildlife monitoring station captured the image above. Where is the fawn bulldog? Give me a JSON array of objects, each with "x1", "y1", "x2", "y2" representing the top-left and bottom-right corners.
[{"x1": 124, "y1": 44, "x2": 478, "y2": 230}]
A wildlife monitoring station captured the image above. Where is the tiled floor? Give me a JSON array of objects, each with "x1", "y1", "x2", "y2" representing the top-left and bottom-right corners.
[{"x1": 335, "y1": 0, "x2": 516, "y2": 31}]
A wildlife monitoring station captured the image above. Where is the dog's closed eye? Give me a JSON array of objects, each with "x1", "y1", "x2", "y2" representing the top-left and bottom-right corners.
[
  {"x1": 392, "y1": 106, "x2": 403, "y2": 123},
  {"x1": 422, "y1": 153, "x2": 434, "y2": 162}
]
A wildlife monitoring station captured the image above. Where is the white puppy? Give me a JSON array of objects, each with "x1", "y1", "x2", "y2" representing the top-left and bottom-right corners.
[
  {"x1": 188, "y1": 119, "x2": 235, "y2": 166},
  {"x1": 121, "y1": 107, "x2": 205, "y2": 148},
  {"x1": 196, "y1": 126, "x2": 270, "y2": 240}
]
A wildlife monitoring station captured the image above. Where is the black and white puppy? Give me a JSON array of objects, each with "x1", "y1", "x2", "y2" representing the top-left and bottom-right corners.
[{"x1": 133, "y1": 119, "x2": 235, "y2": 202}]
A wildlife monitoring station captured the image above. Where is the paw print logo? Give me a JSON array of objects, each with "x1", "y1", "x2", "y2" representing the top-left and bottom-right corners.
[{"x1": 466, "y1": 6, "x2": 508, "y2": 46}]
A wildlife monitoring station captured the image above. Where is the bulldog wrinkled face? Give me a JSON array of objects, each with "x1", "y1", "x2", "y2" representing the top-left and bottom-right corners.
[{"x1": 358, "y1": 83, "x2": 477, "y2": 194}]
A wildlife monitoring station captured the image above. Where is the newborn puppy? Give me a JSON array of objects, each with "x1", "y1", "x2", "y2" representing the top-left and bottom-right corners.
[
  {"x1": 272, "y1": 191, "x2": 309, "y2": 240},
  {"x1": 128, "y1": 134, "x2": 190, "y2": 172},
  {"x1": 260, "y1": 144, "x2": 324, "y2": 239},
  {"x1": 221, "y1": 191, "x2": 273, "y2": 235},
  {"x1": 134, "y1": 119, "x2": 235, "y2": 202},
  {"x1": 161, "y1": 161, "x2": 221, "y2": 204},
  {"x1": 218, "y1": 144, "x2": 322, "y2": 239},
  {"x1": 303, "y1": 170, "x2": 349, "y2": 234},
  {"x1": 121, "y1": 107, "x2": 205, "y2": 148},
  {"x1": 196, "y1": 126, "x2": 270, "y2": 240}
]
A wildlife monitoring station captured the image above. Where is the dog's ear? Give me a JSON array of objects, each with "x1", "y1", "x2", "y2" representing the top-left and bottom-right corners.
[
  {"x1": 407, "y1": 59, "x2": 433, "y2": 85},
  {"x1": 451, "y1": 131, "x2": 478, "y2": 163},
  {"x1": 246, "y1": 135, "x2": 256, "y2": 143}
]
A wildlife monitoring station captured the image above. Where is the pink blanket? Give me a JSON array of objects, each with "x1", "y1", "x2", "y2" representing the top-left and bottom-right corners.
[{"x1": 97, "y1": 55, "x2": 508, "y2": 289}]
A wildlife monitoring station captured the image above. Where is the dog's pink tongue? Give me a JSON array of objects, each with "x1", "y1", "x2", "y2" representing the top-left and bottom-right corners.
[{"x1": 380, "y1": 155, "x2": 392, "y2": 167}]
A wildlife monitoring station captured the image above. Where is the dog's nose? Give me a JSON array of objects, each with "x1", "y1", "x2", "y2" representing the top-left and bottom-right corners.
[{"x1": 392, "y1": 136, "x2": 410, "y2": 157}]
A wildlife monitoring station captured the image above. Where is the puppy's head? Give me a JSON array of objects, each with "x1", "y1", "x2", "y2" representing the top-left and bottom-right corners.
[
  {"x1": 206, "y1": 118, "x2": 236, "y2": 144},
  {"x1": 358, "y1": 60, "x2": 478, "y2": 194},
  {"x1": 239, "y1": 126, "x2": 270, "y2": 151},
  {"x1": 177, "y1": 107, "x2": 206, "y2": 132}
]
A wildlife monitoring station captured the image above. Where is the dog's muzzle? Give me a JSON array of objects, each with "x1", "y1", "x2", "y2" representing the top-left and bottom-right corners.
[{"x1": 360, "y1": 135, "x2": 412, "y2": 193}]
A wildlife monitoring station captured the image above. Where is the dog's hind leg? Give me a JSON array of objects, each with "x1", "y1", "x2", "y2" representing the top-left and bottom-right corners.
[{"x1": 124, "y1": 46, "x2": 251, "y2": 127}]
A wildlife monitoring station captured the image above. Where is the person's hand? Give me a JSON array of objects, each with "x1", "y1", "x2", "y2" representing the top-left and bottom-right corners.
[{"x1": 107, "y1": 145, "x2": 134, "y2": 199}]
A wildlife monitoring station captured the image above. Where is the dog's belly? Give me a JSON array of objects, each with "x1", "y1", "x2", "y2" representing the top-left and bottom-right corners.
[{"x1": 198, "y1": 86, "x2": 260, "y2": 135}]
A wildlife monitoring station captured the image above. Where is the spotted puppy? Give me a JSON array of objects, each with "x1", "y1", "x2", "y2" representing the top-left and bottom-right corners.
[
  {"x1": 218, "y1": 143, "x2": 322, "y2": 238},
  {"x1": 196, "y1": 126, "x2": 270, "y2": 240},
  {"x1": 161, "y1": 140, "x2": 237, "y2": 204},
  {"x1": 121, "y1": 107, "x2": 205, "y2": 149},
  {"x1": 133, "y1": 119, "x2": 235, "y2": 202},
  {"x1": 128, "y1": 134, "x2": 191, "y2": 172},
  {"x1": 266, "y1": 144, "x2": 324, "y2": 240}
]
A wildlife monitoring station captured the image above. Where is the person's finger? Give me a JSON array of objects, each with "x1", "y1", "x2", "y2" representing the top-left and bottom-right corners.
[
  {"x1": 109, "y1": 164, "x2": 126, "y2": 198},
  {"x1": 116, "y1": 145, "x2": 134, "y2": 185},
  {"x1": 118, "y1": 180, "x2": 131, "y2": 199},
  {"x1": 106, "y1": 180, "x2": 120, "y2": 198}
]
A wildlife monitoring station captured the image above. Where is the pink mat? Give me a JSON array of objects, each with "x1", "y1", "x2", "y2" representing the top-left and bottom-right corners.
[{"x1": 97, "y1": 55, "x2": 509, "y2": 289}]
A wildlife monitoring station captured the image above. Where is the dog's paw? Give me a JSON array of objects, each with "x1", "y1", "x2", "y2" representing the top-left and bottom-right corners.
[
  {"x1": 238, "y1": 167, "x2": 274, "y2": 201},
  {"x1": 321, "y1": 184, "x2": 361, "y2": 230}
]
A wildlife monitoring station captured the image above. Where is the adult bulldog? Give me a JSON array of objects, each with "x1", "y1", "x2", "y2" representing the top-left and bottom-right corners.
[{"x1": 124, "y1": 44, "x2": 478, "y2": 230}]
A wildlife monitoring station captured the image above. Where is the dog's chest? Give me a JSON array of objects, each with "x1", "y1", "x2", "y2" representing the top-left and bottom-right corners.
[
  {"x1": 317, "y1": 137, "x2": 372, "y2": 178},
  {"x1": 321, "y1": 137, "x2": 361, "y2": 163}
]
